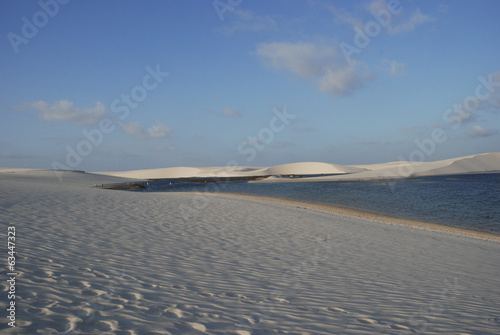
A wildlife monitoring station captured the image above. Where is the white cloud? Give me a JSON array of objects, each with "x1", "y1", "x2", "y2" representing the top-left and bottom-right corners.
[
  {"x1": 466, "y1": 125, "x2": 498, "y2": 138},
  {"x1": 257, "y1": 42, "x2": 333, "y2": 78},
  {"x1": 387, "y1": 8, "x2": 435, "y2": 35},
  {"x1": 24, "y1": 100, "x2": 106, "y2": 125},
  {"x1": 256, "y1": 41, "x2": 374, "y2": 97},
  {"x1": 119, "y1": 121, "x2": 175, "y2": 139},
  {"x1": 147, "y1": 121, "x2": 174, "y2": 138},
  {"x1": 119, "y1": 121, "x2": 143, "y2": 137},
  {"x1": 384, "y1": 59, "x2": 406, "y2": 76}
]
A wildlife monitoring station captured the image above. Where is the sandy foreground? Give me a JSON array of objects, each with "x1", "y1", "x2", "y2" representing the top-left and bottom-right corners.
[{"x1": 1, "y1": 170, "x2": 500, "y2": 334}]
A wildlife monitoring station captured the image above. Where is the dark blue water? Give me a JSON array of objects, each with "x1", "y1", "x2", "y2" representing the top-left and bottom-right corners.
[{"x1": 141, "y1": 173, "x2": 500, "y2": 234}]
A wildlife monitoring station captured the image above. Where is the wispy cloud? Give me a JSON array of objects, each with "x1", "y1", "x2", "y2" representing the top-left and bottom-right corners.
[
  {"x1": 0, "y1": 152, "x2": 39, "y2": 159},
  {"x1": 448, "y1": 110, "x2": 477, "y2": 126},
  {"x1": 356, "y1": 139, "x2": 393, "y2": 146},
  {"x1": 22, "y1": 100, "x2": 106, "y2": 125},
  {"x1": 384, "y1": 59, "x2": 406, "y2": 76},
  {"x1": 327, "y1": 0, "x2": 434, "y2": 35},
  {"x1": 466, "y1": 125, "x2": 498, "y2": 138},
  {"x1": 438, "y1": 4, "x2": 449, "y2": 14},
  {"x1": 366, "y1": 0, "x2": 390, "y2": 13},
  {"x1": 273, "y1": 140, "x2": 295, "y2": 149},
  {"x1": 206, "y1": 107, "x2": 242, "y2": 117},
  {"x1": 256, "y1": 41, "x2": 374, "y2": 97},
  {"x1": 387, "y1": 8, "x2": 435, "y2": 35},
  {"x1": 325, "y1": 3, "x2": 363, "y2": 29},
  {"x1": 217, "y1": 9, "x2": 277, "y2": 34},
  {"x1": 399, "y1": 125, "x2": 428, "y2": 134},
  {"x1": 477, "y1": 72, "x2": 500, "y2": 111},
  {"x1": 119, "y1": 121, "x2": 175, "y2": 139}
]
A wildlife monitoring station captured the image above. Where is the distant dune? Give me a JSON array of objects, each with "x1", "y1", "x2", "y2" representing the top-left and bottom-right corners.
[
  {"x1": 264, "y1": 162, "x2": 367, "y2": 176},
  {"x1": 304, "y1": 152, "x2": 500, "y2": 182},
  {"x1": 96, "y1": 166, "x2": 269, "y2": 179},
  {"x1": 95, "y1": 152, "x2": 500, "y2": 181},
  {"x1": 417, "y1": 152, "x2": 500, "y2": 177}
]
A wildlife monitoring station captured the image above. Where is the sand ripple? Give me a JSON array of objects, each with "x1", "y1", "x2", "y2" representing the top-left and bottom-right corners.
[{"x1": 1, "y1": 170, "x2": 499, "y2": 334}]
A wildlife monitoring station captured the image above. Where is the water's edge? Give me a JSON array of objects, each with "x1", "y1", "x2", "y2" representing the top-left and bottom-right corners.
[{"x1": 205, "y1": 192, "x2": 500, "y2": 242}]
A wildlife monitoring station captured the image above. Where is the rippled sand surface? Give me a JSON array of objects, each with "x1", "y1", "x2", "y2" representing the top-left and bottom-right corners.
[{"x1": 1, "y1": 170, "x2": 499, "y2": 334}]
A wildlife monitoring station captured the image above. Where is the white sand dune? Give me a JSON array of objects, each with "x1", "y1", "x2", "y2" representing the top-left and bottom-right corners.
[
  {"x1": 99, "y1": 166, "x2": 205, "y2": 179},
  {"x1": 263, "y1": 162, "x2": 367, "y2": 176},
  {"x1": 96, "y1": 152, "x2": 500, "y2": 182},
  {"x1": 417, "y1": 152, "x2": 500, "y2": 176},
  {"x1": 98, "y1": 161, "x2": 366, "y2": 180},
  {"x1": 263, "y1": 152, "x2": 500, "y2": 182},
  {"x1": 1, "y1": 168, "x2": 500, "y2": 334},
  {"x1": 0, "y1": 168, "x2": 45, "y2": 173},
  {"x1": 96, "y1": 161, "x2": 366, "y2": 181},
  {"x1": 97, "y1": 166, "x2": 269, "y2": 180}
]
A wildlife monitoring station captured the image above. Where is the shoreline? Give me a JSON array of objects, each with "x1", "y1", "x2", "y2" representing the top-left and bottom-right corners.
[{"x1": 204, "y1": 192, "x2": 500, "y2": 243}]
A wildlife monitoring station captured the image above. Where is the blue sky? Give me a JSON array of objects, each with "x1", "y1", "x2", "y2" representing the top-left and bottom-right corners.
[{"x1": 1, "y1": 0, "x2": 499, "y2": 171}]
